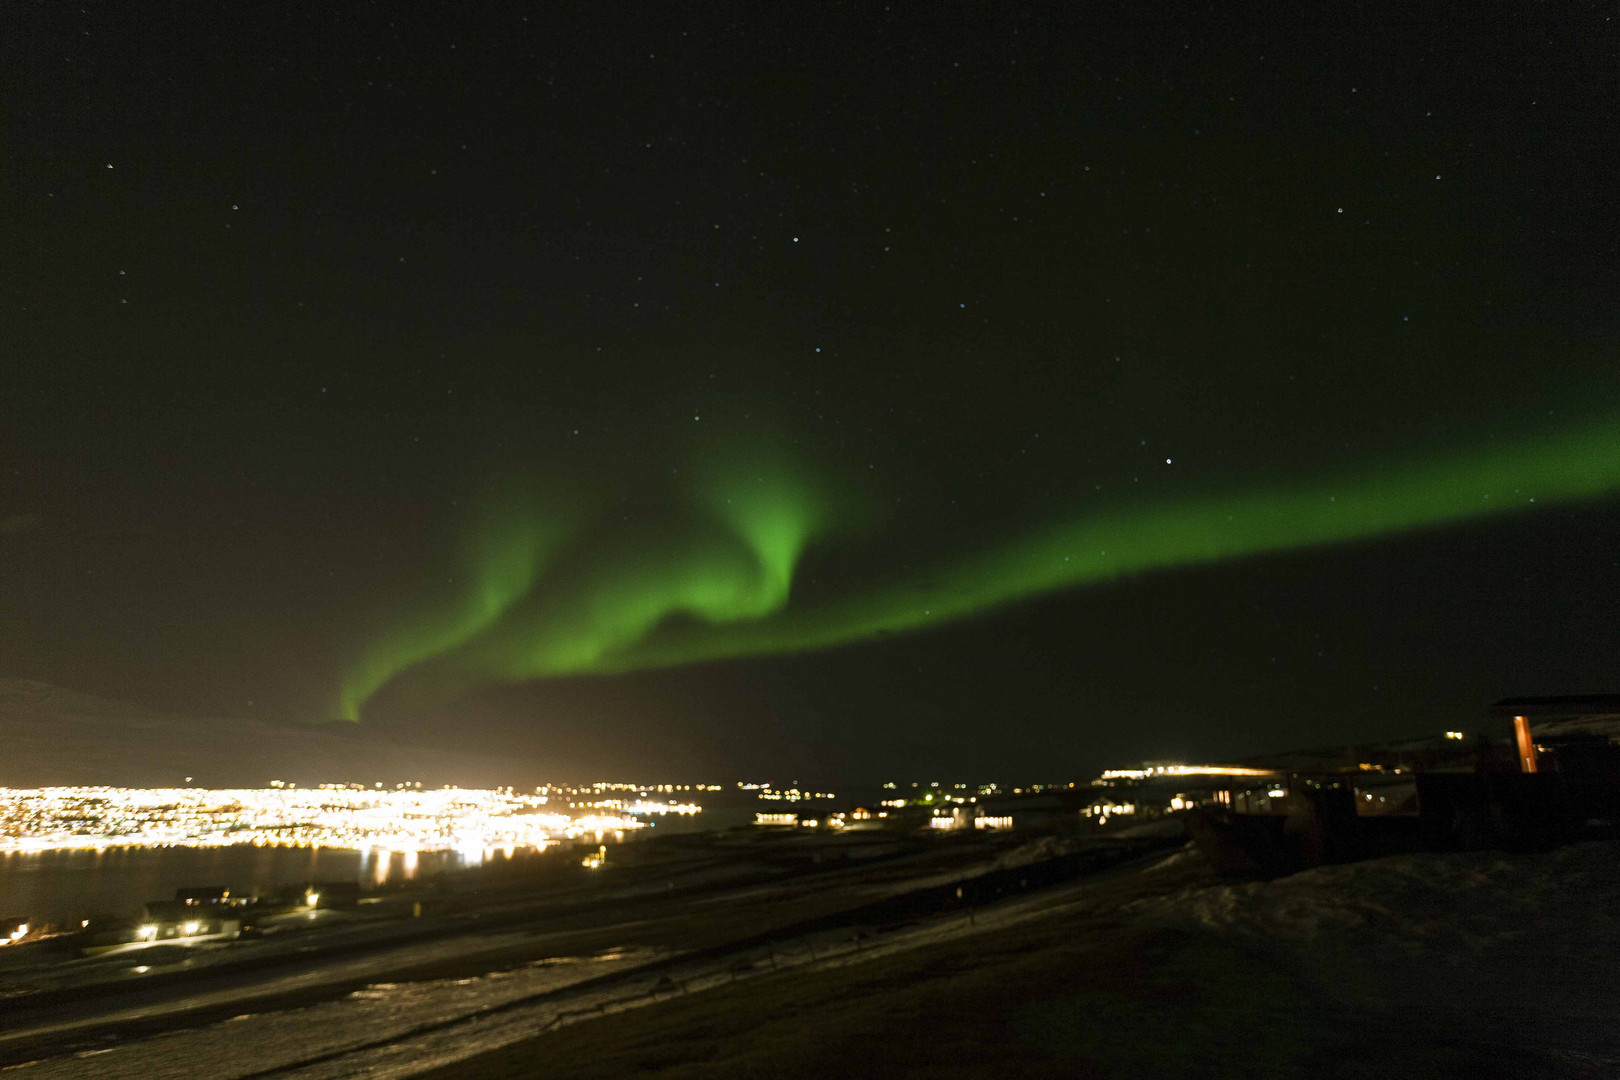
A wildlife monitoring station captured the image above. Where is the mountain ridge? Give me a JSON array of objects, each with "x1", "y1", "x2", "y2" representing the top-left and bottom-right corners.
[{"x1": 0, "y1": 679, "x2": 547, "y2": 788}]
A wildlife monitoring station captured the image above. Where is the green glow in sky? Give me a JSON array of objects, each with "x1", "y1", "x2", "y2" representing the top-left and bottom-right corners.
[
  {"x1": 343, "y1": 415, "x2": 1620, "y2": 719},
  {"x1": 336, "y1": 480, "x2": 583, "y2": 720},
  {"x1": 402, "y1": 446, "x2": 834, "y2": 686}
]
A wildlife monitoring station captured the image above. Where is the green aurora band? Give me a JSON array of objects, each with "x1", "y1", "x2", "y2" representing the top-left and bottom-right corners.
[
  {"x1": 343, "y1": 415, "x2": 1620, "y2": 720},
  {"x1": 337, "y1": 480, "x2": 584, "y2": 721}
]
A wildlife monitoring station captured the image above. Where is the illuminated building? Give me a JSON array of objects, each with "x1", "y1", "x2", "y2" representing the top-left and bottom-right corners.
[
  {"x1": 754, "y1": 812, "x2": 799, "y2": 827},
  {"x1": 138, "y1": 894, "x2": 243, "y2": 941}
]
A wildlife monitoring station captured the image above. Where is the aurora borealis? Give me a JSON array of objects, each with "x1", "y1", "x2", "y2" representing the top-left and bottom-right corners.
[
  {"x1": 340, "y1": 441, "x2": 841, "y2": 719},
  {"x1": 7, "y1": 3, "x2": 1618, "y2": 779},
  {"x1": 345, "y1": 412, "x2": 1620, "y2": 721}
]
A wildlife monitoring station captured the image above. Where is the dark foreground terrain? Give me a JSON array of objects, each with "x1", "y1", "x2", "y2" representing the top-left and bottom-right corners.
[
  {"x1": 421, "y1": 841, "x2": 1620, "y2": 1080},
  {"x1": 3, "y1": 827, "x2": 1616, "y2": 1079}
]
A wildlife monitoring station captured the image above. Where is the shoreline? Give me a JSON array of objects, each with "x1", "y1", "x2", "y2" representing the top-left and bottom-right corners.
[{"x1": 3, "y1": 827, "x2": 1155, "y2": 1070}]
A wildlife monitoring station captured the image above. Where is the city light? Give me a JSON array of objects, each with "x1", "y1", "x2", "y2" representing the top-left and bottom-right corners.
[
  {"x1": 0, "y1": 785, "x2": 662, "y2": 856},
  {"x1": 1083, "y1": 802, "x2": 1137, "y2": 824},
  {"x1": 1098, "y1": 765, "x2": 1276, "y2": 780},
  {"x1": 753, "y1": 785, "x2": 837, "y2": 802}
]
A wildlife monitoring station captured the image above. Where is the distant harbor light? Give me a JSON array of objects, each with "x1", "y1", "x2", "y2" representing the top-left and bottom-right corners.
[{"x1": 1098, "y1": 764, "x2": 1276, "y2": 781}]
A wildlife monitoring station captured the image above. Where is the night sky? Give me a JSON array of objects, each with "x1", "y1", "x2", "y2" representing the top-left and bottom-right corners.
[{"x1": 5, "y1": 3, "x2": 1618, "y2": 782}]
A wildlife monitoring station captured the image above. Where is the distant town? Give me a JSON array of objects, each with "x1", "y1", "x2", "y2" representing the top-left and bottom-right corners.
[
  {"x1": 4, "y1": 711, "x2": 1558, "y2": 871},
  {"x1": 1, "y1": 700, "x2": 1613, "y2": 1079},
  {"x1": 3, "y1": 761, "x2": 1287, "y2": 859},
  {"x1": 0, "y1": 782, "x2": 686, "y2": 857},
  {"x1": 5, "y1": 705, "x2": 1596, "y2": 958}
]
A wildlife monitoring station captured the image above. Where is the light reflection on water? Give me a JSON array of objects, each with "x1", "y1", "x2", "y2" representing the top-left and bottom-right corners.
[
  {"x1": 0, "y1": 818, "x2": 727, "y2": 927},
  {"x1": 0, "y1": 844, "x2": 515, "y2": 925},
  {"x1": 3, "y1": 824, "x2": 678, "y2": 926}
]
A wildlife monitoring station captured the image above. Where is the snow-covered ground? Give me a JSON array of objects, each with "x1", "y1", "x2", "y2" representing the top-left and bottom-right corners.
[
  {"x1": 0, "y1": 841, "x2": 1155, "y2": 1079},
  {"x1": 1124, "y1": 840, "x2": 1620, "y2": 958},
  {"x1": 3, "y1": 947, "x2": 660, "y2": 1080},
  {"x1": 11, "y1": 840, "x2": 1614, "y2": 1078},
  {"x1": 1117, "y1": 841, "x2": 1620, "y2": 1076}
]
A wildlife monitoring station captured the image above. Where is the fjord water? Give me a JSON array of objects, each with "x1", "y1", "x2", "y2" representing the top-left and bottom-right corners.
[{"x1": 0, "y1": 846, "x2": 469, "y2": 925}]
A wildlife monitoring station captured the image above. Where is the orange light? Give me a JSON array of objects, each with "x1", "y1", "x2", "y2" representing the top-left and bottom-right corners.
[{"x1": 1513, "y1": 715, "x2": 1538, "y2": 774}]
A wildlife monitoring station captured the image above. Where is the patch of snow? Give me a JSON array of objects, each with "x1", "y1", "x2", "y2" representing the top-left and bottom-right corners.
[{"x1": 1124, "y1": 842, "x2": 1620, "y2": 959}]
